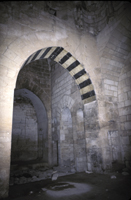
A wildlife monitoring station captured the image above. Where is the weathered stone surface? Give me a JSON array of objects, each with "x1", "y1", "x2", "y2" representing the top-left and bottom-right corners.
[
  {"x1": 52, "y1": 172, "x2": 58, "y2": 181},
  {"x1": 0, "y1": 1, "x2": 131, "y2": 198},
  {"x1": 71, "y1": 168, "x2": 76, "y2": 173}
]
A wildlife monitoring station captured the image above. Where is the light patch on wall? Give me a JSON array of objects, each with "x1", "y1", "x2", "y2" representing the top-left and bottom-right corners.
[
  {"x1": 77, "y1": 109, "x2": 84, "y2": 122},
  {"x1": 53, "y1": 29, "x2": 68, "y2": 41}
]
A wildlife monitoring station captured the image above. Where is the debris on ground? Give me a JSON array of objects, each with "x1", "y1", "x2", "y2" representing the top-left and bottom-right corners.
[
  {"x1": 41, "y1": 188, "x2": 47, "y2": 192},
  {"x1": 111, "y1": 175, "x2": 116, "y2": 179},
  {"x1": 85, "y1": 170, "x2": 93, "y2": 174},
  {"x1": 52, "y1": 172, "x2": 58, "y2": 181},
  {"x1": 10, "y1": 165, "x2": 76, "y2": 185},
  {"x1": 122, "y1": 172, "x2": 129, "y2": 175},
  {"x1": 29, "y1": 191, "x2": 33, "y2": 195}
]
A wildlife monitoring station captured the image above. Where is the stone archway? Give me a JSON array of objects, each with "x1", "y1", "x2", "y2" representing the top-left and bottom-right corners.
[
  {"x1": 12, "y1": 88, "x2": 48, "y2": 162},
  {"x1": 54, "y1": 95, "x2": 75, "y2": 168},
  {"x1": 11, "y1": 92, "x2": 38, "y2": 162},
  {"x1": 22, "y1": 46, "x2": 96, "y2": 104},
  {"x1": 0, "y1": 41, "x2": 98, "y2": 198},
  {"x1": 16, "y1": 46, "x2": 97, "y2": 173},
  {"x1": 13, "y1": 46, "x2": 97, "y2": 172},
  {"x1": 53, "y1": 95, "x2": 87, "y2": 172},
  {"x1": 0, "y1": 1, "x2": 131, "y2": 198}
]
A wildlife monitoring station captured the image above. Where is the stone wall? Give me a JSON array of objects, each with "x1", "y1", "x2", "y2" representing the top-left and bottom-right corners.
[
  {"x1": 51, "y1": 62, "x2": 86, "y2": 171},
  {"x1": 0, "y1": 1, "x2": 131, "y2": 198},
  {"x1": 16, "y1": 60, "x2": 51, "y2": 163},
  {"x1": 16, "y1": 59, "x2": 51, "y2": 112},
  {"x1": 60, "y1": 107, "x2": 74, "y2": 166},
  {"x1": 11, "y1": 96, "x2": 38, "y2": 162},
  {"x1": 13, "y1": 88, "x2": 48, "y2": 162},
  {"x1": 96, "y1": 2, "x2": 131, "y2": 170},
  {"x1": 118, "y1": 56, "x2": 131, "y2": 168},
  {"x1": 84, "y1": 101, "x2": 102, "y2": 172}
]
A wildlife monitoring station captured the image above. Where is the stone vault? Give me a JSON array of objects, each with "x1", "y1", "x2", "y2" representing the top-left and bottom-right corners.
[{"x1": 0, "y1": 1, "x2": 131, "y2": 198}]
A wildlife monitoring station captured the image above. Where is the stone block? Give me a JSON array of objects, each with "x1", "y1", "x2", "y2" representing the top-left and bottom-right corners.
[
  {"x1": 107, "y1": 130, "x2": 118, "y2": 138},
  {"x1": 105, "y1": 89, "x2": 114, "y2": 96},
  {"x1": 119, "y1": 107, "x2": 131, "y2": 116},
  {"x1": 125, "y1": 100, "x2": 131, "y2": 107},
  {"x1": 4, "y1": 48, "x2": 17, "y2": 61},
  {"x1": 119, "y1": 79, "x2": 126, "y2": 89},
  {"x1": 128, "y1": 91, "x2": 131, "y2": 98},
  {"x1": 126, "y1": 78, "x2": 131, "y2": 86},
  {"x1": 127, "y1": 115, "x2": 131, "y2": 121},
  {"x1": 51, "y1": 172, "x2": 58, "y2": 181},
  {"x1": 113, "y1": 91, "x2": 117, "y2": 97},
  {"x1": 119, "y1": 73, "x2": 127, "y2": 81},
  {"x1": 119, "y1": 115, "x2": 127, "y2": 123},
  {"x1": 118, "y1": 48, "x2": 129, "y2": 55},
  {"x1": 118, "y1": 101, "x2": 125, "y2": 108},
  {"x1": 120, "y1": 122, "x2": 125, "y2": 131},
  {"x1": 118, "y1": 93, "x2": 128, "y2": 102},
  {"x1": 76, "y1": 162, "x2": 86, "y2": 172},
  {"x1": 125, "y1": 122, "x2": 131, "y2": 130},
  {"x1": 121, "y1": 136, "x2": 130, "y2": 145},
  {"x1": 104, "y1": 79, "x2": 118, "y2": 86},
  {"x1": 111, "y1": 138, "x2": 118, "y2": 146},
  {"x1": 87, "y1": 163, "x2": 92, "y2": 171},
  {"x1": 127, "y1": 70, "x2": 131, "y2": 78},
  {"x1": 110, "y1": 85, "x2": 117, "y2": 92}
]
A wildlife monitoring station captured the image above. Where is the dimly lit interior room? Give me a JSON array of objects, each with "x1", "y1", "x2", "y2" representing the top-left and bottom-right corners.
[{"x1": 0, "y1": 1, "x2": 131, "y2": 200}]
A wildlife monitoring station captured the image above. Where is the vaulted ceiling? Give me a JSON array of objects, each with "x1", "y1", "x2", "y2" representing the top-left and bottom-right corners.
[{"x1": 45, "y1": 1, "x2": 128, "y2": 35}]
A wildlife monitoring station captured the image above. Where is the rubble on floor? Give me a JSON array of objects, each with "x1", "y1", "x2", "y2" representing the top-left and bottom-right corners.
[
  {"x1": 9, "y1": 162, "x2": 131, "y2": 185},
  {"x1": 9, "y1": 165, "x2": 76, "y2": 185}
]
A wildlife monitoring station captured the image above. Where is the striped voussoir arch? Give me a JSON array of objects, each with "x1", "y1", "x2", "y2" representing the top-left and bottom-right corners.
[{"x1": 22, "y1": 46, "x2": 96, "y2": 104}]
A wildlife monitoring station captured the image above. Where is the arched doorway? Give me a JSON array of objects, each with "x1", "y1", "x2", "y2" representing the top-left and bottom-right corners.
[
  {"x1": 18, "y1": 46, "x2": 97, "y2": 170},
  {"x1": 10, "y1": 88, "x2": 48, "y2": 177},
  {"x1": 21, "y1": 46, "x2": 96, "y2": 104},
  {"x1": 9, "y1": 46, "x2": 97, "y2": 190},
  {"x1": 11, "y1": 93, "x2": 38, "y2": 162}
]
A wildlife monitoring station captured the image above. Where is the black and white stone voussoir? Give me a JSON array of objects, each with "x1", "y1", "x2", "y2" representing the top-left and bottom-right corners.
[{"x1": 22, "y1": 46, "x2": 96, "y2": 104}]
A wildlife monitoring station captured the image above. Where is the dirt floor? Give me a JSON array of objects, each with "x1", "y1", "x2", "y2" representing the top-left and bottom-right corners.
[{"x1": 2, "y1": 172, "x2": 131, "y2": 200}]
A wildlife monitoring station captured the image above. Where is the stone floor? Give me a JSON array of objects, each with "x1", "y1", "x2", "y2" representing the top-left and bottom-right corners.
[{"x1": 2, "y1": 172, "x2": 131, "y2": 200}]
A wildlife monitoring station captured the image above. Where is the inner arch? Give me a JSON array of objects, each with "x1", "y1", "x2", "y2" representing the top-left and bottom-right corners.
[
  {"x1": 22, "y1": 46, "x2": 96, "y2": 104},
  {"x1": 14, "y1": 88, "x2": 48, "y2": 161}
]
